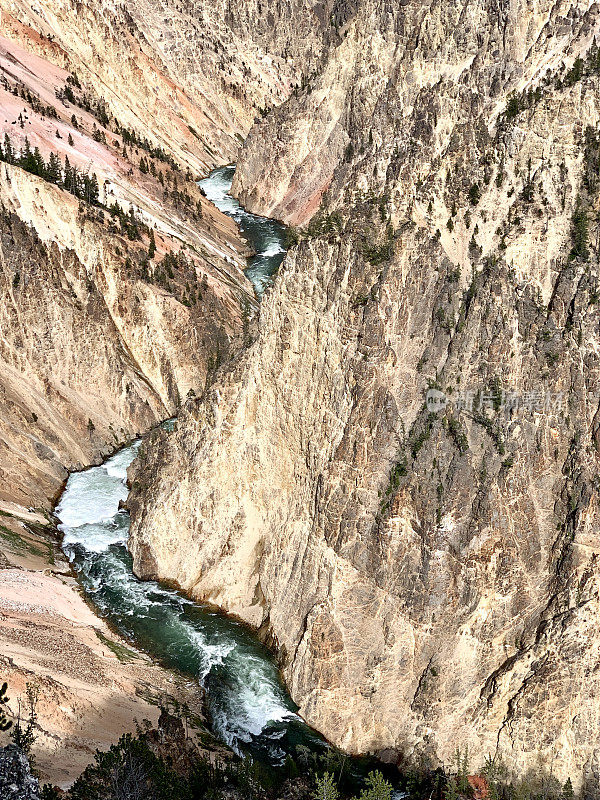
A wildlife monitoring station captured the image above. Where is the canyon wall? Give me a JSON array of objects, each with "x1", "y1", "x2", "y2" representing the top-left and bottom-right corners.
[
  {"x1": 129, "y1": 0, "x2": 600, "y2": 792},
  {"x1": 0, "y1": 0, "x2": 340, "y2": 511},
  {"x1": 0, "y1": 1, "x2": 301, "y2": 779},
  {"x1": 0, "y1": 0, "x2": 337, "y2": 174},
  {"x1": 0, "y1": 9, "x2": 262, "y2": 510},
  {"x1": 0, "y1": 0, "x2": 288, "y2": 172}
]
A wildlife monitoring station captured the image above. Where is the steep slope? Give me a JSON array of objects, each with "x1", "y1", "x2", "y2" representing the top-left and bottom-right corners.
[
  {"x1": 0, "y1": 501, "x2": 214, "y2": 788},
  {"x1": 0, "y1": 19, "x2": 260, "y2": 510},
  {"x1": 0, "y1": 163, "x2": 251, "y2": 509},
  {"x1": 0, "y1": 0, "x2": 336, "y2": 173},
  {"x1": 128, "y1": 0, "x2": 600, "y2": 792},
  {"x1": 0, "y1": 0, "x2": 285, "y2": 171},
  {"x1": 0, "y1": 3, "x2": 264, "y2": 786},
  {"x1": 0, "y1": 0, "x2": 335, "y2": 788}
]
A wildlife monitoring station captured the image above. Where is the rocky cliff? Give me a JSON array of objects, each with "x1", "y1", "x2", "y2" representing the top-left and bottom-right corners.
[
  {"x1": 0, "y1": 159, "x2": 253, "y2": 508},
  {"x1": 0, "y1": 1, "x2": 307, "y2": 784},
  {"x1": 0, "y1": 745, "x2": 40, "y2": 800},
  {"x1": 128, "y1": 0, "x2": 600, "y2": 792},
  {"x1": 0, "y1": 0, "x2": 289, "y2": 172},
  {"x1": 0, "y1": 9, "x2": 262, "y2": 510}
]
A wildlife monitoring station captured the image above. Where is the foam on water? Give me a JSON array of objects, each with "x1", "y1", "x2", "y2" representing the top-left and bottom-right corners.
[
  {"x1": 56, "y1": 468, "x2": 127, "y2": 528},
  {"x1": 104, "y1": 442, "x2": 140, "y2": 479},
  {"x1": 61, "y1": 514, "x2": 129, "y2": 554},
  {"x1": 199, "y1": 167, "x2": 240, "y2": 215},
  {"x1": 261, "y1": 240, "x2": 285, "y2": 258},
  {"x1": 199, "y1": 165, "x2": 287, "y2": 298},
  {"x1": 53, "y1": 179, "x2": 402, "y2": 787},
  {"x1": 56, "y1": 438, "x2": 306, "y2": 757},
  {"x1": 56, "y1": 441, "x2": 139, "y2": 529}
]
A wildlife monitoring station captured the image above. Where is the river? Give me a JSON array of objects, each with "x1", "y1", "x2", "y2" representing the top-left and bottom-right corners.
[
  {"x1": 56, "y1": 432, "x2": 326, "y2": 764},
  {"x1": 55, "y1": 167, "x2": 322, "y2": 765},
  {"x1": 55, "y1": 167, "x2": 403, "y2": 793},
  {"x1": 198, "y1": 165, "x2": 286, "y2": 298}
]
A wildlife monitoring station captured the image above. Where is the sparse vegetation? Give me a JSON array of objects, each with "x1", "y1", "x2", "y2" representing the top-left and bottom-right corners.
[
  {"x1": 468, "y1": 183, "x2": 481, "y2": 206},
  {"x1": 0, "y1": 133, "x2": 100, "y2": 206},
  {"x1": 411, "y1": 413, "x2": 436, "y2": 458},
  {"x1": 95, "y1": 631, "x2": 139, "y2": 662},
  {"x1": 447, "y1": 416, "x2": 468, "y2": 454},
  {"x1": 10, "y1": 682, "x2": 39, "y2": 755},
  {"x1": 571, "y1": 199, "x2": 589, "y2": 260},
  {"x1": 0, "y1": 683, "x2": 12, "y2": 732},
  {"x1": 362, "y1": 225, "x2": 394, "y2": 265}
]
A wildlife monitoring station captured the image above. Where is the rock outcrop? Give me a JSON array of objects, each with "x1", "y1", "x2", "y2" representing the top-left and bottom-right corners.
[
  {"x1": 0, "y1": 745, "x2": 40, "y2": 800},
  {"x1": 129, "y1": 0, "x2": 600, "y2": 792}
]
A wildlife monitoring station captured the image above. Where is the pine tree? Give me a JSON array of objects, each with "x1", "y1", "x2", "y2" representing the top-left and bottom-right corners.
[
  {"x1": 71, "y1": 166, "x2": 83, "y2": 199},
  {"x1": 358, "y1": 771, "x2": 393, "y2": 800},
  {"x1": 562, "y1": 778, "x2": 575, "y2": 800},
  {"x1": 571, "y1": 199, "x2": 589, "y2": 259},
  {"x1": 444, "y1": 776, "x2": 460, "y2": 800},
  {"x1": 19, "y1": 137, "x2": 36, "y2": 173},
  {"x1": 32, "y1": 146, "x2": 45, "y2": 177},
  {"x1": 454, "y1": 745, "x2": 470, "y2": 793},
  {"x1": 68, "y1": 132, "x2": 74, "y2": 147},
  {"x1": 10, "y1": 683, "x2": 38, "y2": 753},
  {"x1": 313, "y1": 772, "x2": 339, "y2": 800},
  {"x1": 148, "y1": 228, "x2": 156, "y2": 259},
  {"x1": 63, "y1": 155, "x2": 73, "y2": 193},
  {"x1": 64, "y1": 156, "x2": 83, "y2": 198},
  {"x1": 3, "y1": 133, "x2": 14, "y2": 164},
  {"x1": 46, "y1": 152, "x2": 62, "y2": 185},
  {"x1": 83, "y1": 172, "x2": 99, "y2": 205}
]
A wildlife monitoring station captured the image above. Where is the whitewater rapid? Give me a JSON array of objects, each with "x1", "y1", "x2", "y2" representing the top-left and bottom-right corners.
[
  {"x1": 199, "y1": 166, "x2": 286, "y2": 297},
  {"x1": 56, "y1": 436, "x2": 314, "y2": 759},
  {"x1": 53, "y1": 166, "x2": 404, "y2": 794}
]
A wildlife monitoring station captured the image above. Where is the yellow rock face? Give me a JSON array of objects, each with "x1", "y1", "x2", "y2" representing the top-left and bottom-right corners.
[{"x1": 129, "y1": 0, "x2": 600, "y2": 792}]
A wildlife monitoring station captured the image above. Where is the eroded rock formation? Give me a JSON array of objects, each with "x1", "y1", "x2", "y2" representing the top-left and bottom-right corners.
[
  {"x1": 0, "y1": 0, "x2": 316, "y2": 784},
  {"x1": 0, "y1": 8, "x2": 263, "y2": 509},
  {"x1": 129, "y1": 0, "x2": 600, "y2": 791}
]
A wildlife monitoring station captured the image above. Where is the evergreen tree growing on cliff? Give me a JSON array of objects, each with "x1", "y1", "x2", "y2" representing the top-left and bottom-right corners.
[
  {"x1": 46, "y1": 152, "x2": 62, "y2": 185},
  {"x1": 19, "y1": 138, "x2": 41, "y2": 176},
  {"x1": 83, "y1": 172, "x2": 100, "y2": 206},
  {"x1": 571, "y1": 199, "x2": 589, "y2": 259},
  {"x1": 358, "y1": 771, "x2": 393, "y2": 800},
  {"x1": 2, "y1": 133, "x2": 14, "y2": 164},
  {"x1": 148, "y1": 228, "x2": 156, "y2": 259},
  {"x1": 313, "y1": 772, "x2": 339, "y2": 800},
  {"x1": 10, "y1": 683, "x2": 39, "y2": 754}
]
